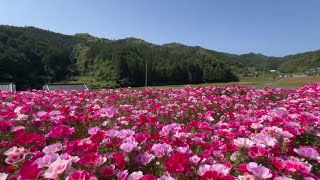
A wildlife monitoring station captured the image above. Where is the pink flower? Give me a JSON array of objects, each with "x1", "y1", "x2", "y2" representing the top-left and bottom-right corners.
[
  {"x1": 116, "y1": 170, "x2": 128, "y2": 180},
  {"x1": 238, "y1": 175, "x2": 255, "y2": 180},
  {"x1": 251, "y1": 134, "x2": 277, "y2": 147},
  {"x1": 294, "y1": 146, "x2": 320, "y2": 161},
  {"x1": 99, "y1": 106, "x2": 116, "y2": 118},
  {"x1": 44, "y1": 159, "x2": 71, "y2": 179},
  {"x1": 0, "y1": 173, "x2": 8, "y2": 180},
  {"x1": 246, "y1": 162, "x2": 272, "y2": 179},
  {"x1": 42, "y1": 143, "x2": 63, "y2": 154},
  {"x1": 127, "y1": 171, "x2": 143, "y2": 180},
  {"x1": 198, "y1": 164, "x2": 230, "y2": 176},
  {"x1": 88, "y1": 127, "x2": 100, "y2": 135},
  {"x1": 135, "y1": 152, "x2": 155, "y2": 165},
  {"x1": 33, "y1": 153, "x2": 59, "y2": 168},
  {"x1": 233, "y1": 138, "x2": 254, "y2": 148},
  {"x1": 4, "y1": 146, "x2": 28, "y2": 164},
  {"x1": 119, "y1": 141, "x2": 138, "y2": 153},
  {"x1": 189, "y1": 155, "x2": 201, "y2": 164},
  {"x1": 151, "y1": 143, "x2": 172, "y2": 158}
]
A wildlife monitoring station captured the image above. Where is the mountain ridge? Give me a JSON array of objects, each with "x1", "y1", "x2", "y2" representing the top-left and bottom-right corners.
[{"x1": 1, "y1": 25, "x2": 319, "y2": 89}]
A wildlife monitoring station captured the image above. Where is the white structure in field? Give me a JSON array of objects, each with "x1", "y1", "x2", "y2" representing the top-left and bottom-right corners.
[
  {"x1": 0, "y1": 82, "x2": 16, "y2": 92},
  {"x1": 43, "y1": 83, "x2": 89, "y2": 91}
]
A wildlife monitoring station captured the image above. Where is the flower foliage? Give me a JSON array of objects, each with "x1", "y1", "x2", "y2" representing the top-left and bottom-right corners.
[{"x1": 0, "y1": 84, "x2": 319, "y2": 179}]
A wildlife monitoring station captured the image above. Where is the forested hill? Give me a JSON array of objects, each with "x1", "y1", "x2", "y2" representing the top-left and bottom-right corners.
[{"x1": 0, "y1": 25, "x2": 319, "y2": 90}]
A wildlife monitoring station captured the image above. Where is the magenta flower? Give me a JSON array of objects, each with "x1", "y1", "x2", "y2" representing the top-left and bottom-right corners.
[
  {"x1": 47, "y1": 125, "x2": 75, "y2": 138},
  {"x1": 248, "y1": 145, "x2": 267, "y2": 158}
]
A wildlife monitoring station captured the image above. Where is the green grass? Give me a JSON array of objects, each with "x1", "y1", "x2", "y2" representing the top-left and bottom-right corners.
[
  {"x1": 65, "y1": 75, "x2": 320, "y2": 90},
  {"x1": 137, "y1": 76, "x2": 320, "y2": 90}
]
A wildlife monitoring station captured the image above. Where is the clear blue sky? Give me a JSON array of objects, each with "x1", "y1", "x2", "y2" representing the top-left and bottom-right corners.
[{"x1": 0, "y1": 0, "x2": 319, "y2": 56}]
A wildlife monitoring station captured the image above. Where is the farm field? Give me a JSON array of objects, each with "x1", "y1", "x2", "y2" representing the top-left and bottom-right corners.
[
  {"x1": 139, "y1": 76, "x2": 320, "y2": 90},
  {"x1": 0, "y1": 84, "x2": 319, "y2": 179}
]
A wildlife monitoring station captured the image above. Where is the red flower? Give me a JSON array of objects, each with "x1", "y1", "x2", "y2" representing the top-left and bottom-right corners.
[
  {"x1": 19, "y1": 161, "x2": 41, "y2": 179},
  {"x1": 99, "y1": 165, "x2": 115, "y2": 176},
  {"x1": 201, "y1": 171, "x2": 222, "y2": 180},
  {"x1": 47, "y1": 125, "x2": 75, "y2": 138},
  {"x1": 13, "y1": 133, "x2": 42, "y2": 146},
  {"x1": 165, "y1": 152, "x2": 190, "y2": 173},
  {"x1": 78, "y1": 153, "x2": 105, "y2": 168},
  {"x1": 140, "y1": 174, "x2": 158, "y2": 180},
  {"x1": 0, "y1": 120, "x2": 11, "y2": 132},
  {"x1": 113, "y1": 153, "x2": 126, "y2": 170}
]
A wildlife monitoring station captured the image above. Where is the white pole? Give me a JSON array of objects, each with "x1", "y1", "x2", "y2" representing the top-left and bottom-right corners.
[{"x1": 145, "y1": 63, "x2": 148, "y2": 87}]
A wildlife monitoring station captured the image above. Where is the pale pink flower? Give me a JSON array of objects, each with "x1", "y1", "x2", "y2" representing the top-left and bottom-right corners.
[
  {"x1": 33, "y1": 153, "x2": 60, "y2": 168},
  {"x1": 198, "y1": 164, "x2": 230, "y2": 176},
  {"x1": 151, "y1": 143, "x2": 172, "y2": 158},
  {"x1": 127, "y1": 171, "x2": 143, "y2": 180},
  {"x1": 4, "y1": 146, "x2": 28, "y2": 164},
  {"x1": 233, "y1": 138, "x2": 254, "y2": 148},
  {"x1": 189, "y1": 155, "x2": 201, "y2": 164},
  {"x1": 246, "y1": 162, "x2": 272, "y2": 179},
  {"x1": 238, "y1": 175, "x2": 255, "y2": 180},
  {"x1": 42, "y1": 143, "x2": 63, "y2": 154},
  {"x1": 230, "y1": 151, "x2": 241, "y2": 161},
  {"x1": 158, "y1": 174, "x2": 175, "y2": 180},
  {"x1": 0, "y1": 173, "x2": 8, "y2": 180},
  {"x1": 99, "y1": 106, "x2": 116, "y2": 118},
  {"x1": 44, "y1": 159, "x2": 71, "y2": 179},
  {"x1": 119, "y1": 141, "x2": 138, "y2": 153},
  {"x1": 250, "y1": 122, "x2": 263, "y2": 129},
  {"x1": 251, "y1": 134, "x2": 277, "y2": 147}
]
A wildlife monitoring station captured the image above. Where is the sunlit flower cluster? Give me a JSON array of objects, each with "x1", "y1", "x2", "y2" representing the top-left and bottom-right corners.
[{"x1": 0, "y1": 84, "x2": 319, "y2": 179}]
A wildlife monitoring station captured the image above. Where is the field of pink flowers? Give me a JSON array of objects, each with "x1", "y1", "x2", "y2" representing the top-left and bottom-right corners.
[{"x1": 0, "y1": 84, "x2": 319, "y2": 180}]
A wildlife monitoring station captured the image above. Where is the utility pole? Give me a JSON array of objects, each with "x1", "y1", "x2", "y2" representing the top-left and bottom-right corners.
[{"x1": 145, "y1": 63, "x2": 148, "y2": 87}]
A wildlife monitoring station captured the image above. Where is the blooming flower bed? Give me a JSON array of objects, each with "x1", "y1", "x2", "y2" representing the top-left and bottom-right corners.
[{"x1": 0, "y1": 84, "x2": 319, "y2": 180}]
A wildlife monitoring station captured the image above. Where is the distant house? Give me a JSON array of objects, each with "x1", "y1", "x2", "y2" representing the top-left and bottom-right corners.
[
  {"x1": 0, "y1": 82, "x2": 16, "y2": 92},
  {"x1": 291, "y1": 73, "x2": 307, "y2": 78},
  {"x1": 43, "y1": 83, "x2": 89, "y2": 91},
  {"x1": 278, "y1": 73, "x2": 291, "y2": 78},
  {"x1": 270, "y1": 70, "x2": 277, "y2": 73},
  {"x1": 306, "y1": 68, "x2": 320, "y2": 76},
  {"x1": 240, "y1": 72, "x2": 258, "y2": 77}
]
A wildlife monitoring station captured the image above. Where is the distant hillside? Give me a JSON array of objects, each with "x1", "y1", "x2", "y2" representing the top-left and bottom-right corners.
[
  {"x1": 0, "y1": 25, "x2": 319, "y2": 89},
  {"x1": 278, "y1": 50, "x2": 320, "y2": 73}
]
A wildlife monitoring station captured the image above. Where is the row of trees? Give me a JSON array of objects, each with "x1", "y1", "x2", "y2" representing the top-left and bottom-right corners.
[{"x1": 72, "y1": 39, "x2": 239, "y2": 88}]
